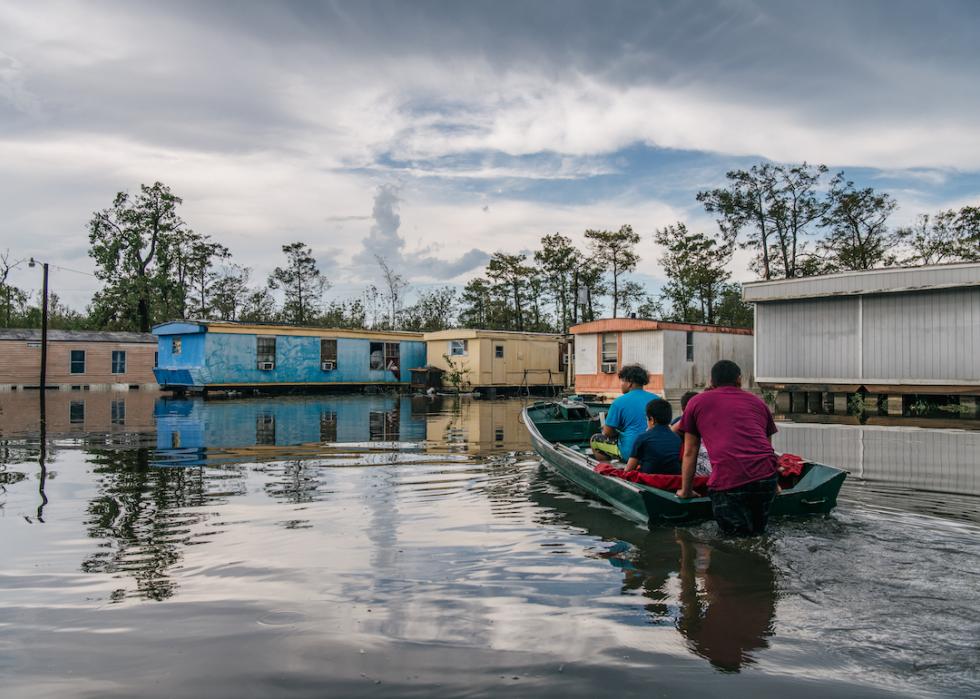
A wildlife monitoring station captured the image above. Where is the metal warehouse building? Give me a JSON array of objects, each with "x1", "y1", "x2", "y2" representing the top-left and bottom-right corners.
[{"x1": 743, "y1": 262, "x2": 980, "y2": 415}]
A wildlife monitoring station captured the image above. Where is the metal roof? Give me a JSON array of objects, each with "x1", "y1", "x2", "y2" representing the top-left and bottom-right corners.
[
  {"x1": 569, "y1": 318, "x2": 752, "y2": 335},
  {"x1": 743, "y1": 262, "x2": 980, "y2": 303},
  {"x1": 0, "y1": 328, "x2": 156, "y2": 343}
]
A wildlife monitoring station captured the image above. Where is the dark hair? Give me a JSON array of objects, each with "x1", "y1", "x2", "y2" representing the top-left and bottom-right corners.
[
  {"x1": 618, "y1": 364, "x2": 649, "y2": 386},
  {"x1": 680, "y1": 391, "x2": 698, "y2": 410},
  {"x1": 646, "y1": 398, "x2": 672, "y2": 425},
  {"x1": 710, "y1": 360, "x2": 742, "y2": 387}
]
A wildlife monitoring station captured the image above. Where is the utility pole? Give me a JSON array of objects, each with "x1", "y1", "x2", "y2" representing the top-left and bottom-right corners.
[{"x1": 29, "y1": 258, "x2": 49, "y2": 420}]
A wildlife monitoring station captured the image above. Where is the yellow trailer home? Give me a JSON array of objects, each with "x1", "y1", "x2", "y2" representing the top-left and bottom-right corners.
[{"x1": 424, "y1": 329, "x2": 567, "y2": 394}]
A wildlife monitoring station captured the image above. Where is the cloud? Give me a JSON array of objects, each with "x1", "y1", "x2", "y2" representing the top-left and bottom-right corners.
[{"x1": 353, "y1": 184, "x2": 489, "y2": 280}]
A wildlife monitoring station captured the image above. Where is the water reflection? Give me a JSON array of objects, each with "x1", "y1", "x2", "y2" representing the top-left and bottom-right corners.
[{"x1": 529, "y1": 469, "x2": 777, "y2": 673}]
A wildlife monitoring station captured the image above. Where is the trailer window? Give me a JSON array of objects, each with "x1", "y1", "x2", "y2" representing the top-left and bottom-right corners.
[
  {"x1": 257, "y1": 336, "x2": 276, "y2": 368},
  {"x1": 601, "y1": 334, "x2": 617, "y2": 364},
  {"x1": 449, "y1": 339, "x2": 468, "y2": 356},
  {"x1": 172, "y1": 338, "x2": 182, "y2": 355},
  {"x1": 111, "y1": 350, "x2": 126, "y2": 374},
  {"x1": 369, "y1": 342, "x2": 384, "y2": 370},
  {"x1": 686, "y1": 331, "x2": 694, "y2": 362},
  {"x1": 320, "y1": 339, "x2": 338, "y2": 368},
  {"x1": 495, "y1": 344, "x2": 504, "y2": 359},
  {"x1": 69, "y1": 350, "x2": 86, "y2": 374}
]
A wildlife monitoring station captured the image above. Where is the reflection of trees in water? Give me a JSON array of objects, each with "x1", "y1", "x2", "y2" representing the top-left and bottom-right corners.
[
  {"x1": 81, "y1": 448, "x2": 215, "y2": 601},
  {"x1": 527, "y1": 467, "x2": 778, "y2": 672},
  {"x1": 263, "y1": 458, "x2": 325, "y2": 505}
]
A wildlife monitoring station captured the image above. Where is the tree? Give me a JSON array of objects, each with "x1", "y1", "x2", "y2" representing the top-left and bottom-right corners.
[
  {"x1": 321, "y1": 297, "x2": 367, "y2": 328},
  {"x1": 820, "y1": 175, "x2": 898, "y2": 271},
  {"x1": 186, "y1": 237, "x2": 231, "y2": 317},
  {"x1": 585, "y1": 225, "x2": 640, "y2": 317},
  {"x1": 486, "y1": 252, "x2": 533, "y2": 330},
  {"x1": 374, "y1": 254, "x2": 409, "y2": 329},
  {"x1": 88, "y1": 182, "x2": 187, "y2": 331},
  {"x1": 897, "y1": 206, "x2": 980, "y2": 265},
  {"x1": 698, "y1": 162, "x2": 828, "y2": 280},
  {"x1": 267, "y1": 242, "x2": 329, "y2": 325},
  {"x1": 400, "y1": 287, "x2": 459, "y2": 332},
  {"x1": 715, "y1": 283, "x2": 754, "y2": 328},
  {"x1": 0, "y1": 250, "x2": 27, "y2": 327},
  {"x1": 210, "y1": 265, "x2": 252, "y2": 320},
  {"x1": 654, "y1": 222, "x2": 733, "y2": 324},
  {"x1": 458, "y1": 278, "x2": 495, "y2": 328},
  {"x1": 614, "y1": 280, "x2": 648, "y2": 317},
  {"x1": 534, "y1": 233, "x2": 581, "y2": 332},
  {"x1": 239, "y1": 288, "x2": 278, "y2": 323},
  {"x1": 572, "y1": 262, "x2": 606, "y2": 323}
]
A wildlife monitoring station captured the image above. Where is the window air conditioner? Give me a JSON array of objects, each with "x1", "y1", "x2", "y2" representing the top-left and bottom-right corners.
[
  {"x1": 321, "y1": 361, "x2": 336, "y2": 371},
  {"x1": 258, "y1": 361, "x2": 275, "y2": 371},
  {"x1": 601, "y1": 362, "x2": 617, "y2": 374}
]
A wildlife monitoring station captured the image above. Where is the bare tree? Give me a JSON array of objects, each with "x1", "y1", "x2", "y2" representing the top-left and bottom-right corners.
[{"x1": 374, "y1": 254, "x2": 409, "y2": 329}]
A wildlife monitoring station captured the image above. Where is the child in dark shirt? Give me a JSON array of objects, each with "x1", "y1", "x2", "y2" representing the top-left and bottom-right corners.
[{"x1": 625, "y1": 398, "x2": 682, "y2": 475}]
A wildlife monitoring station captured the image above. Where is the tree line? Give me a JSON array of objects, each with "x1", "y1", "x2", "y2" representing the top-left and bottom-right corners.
[{"x1": 1, "y1": 164, "x2": 976, "y2": 333}]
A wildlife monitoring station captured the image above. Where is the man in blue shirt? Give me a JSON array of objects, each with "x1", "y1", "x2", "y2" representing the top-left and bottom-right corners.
[
  {"x1": 625, "y1": 398, "x2": 681, "y2": 475},
  {"x1": 590, "y1": 364, "x2": 660, "y2": 462}
]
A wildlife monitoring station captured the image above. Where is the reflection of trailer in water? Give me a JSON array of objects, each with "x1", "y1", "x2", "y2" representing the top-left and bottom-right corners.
[{"x1": 153, "y1": 395, "x2": 428, "y2": 465}]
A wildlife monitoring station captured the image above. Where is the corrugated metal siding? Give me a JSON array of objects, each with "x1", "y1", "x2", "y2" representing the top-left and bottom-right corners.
[
  {"x1": 863, "y1": 288, "x2": 980, "y2": 382},
  {"x1": 663, "y1": 330, "x2": 756, "y2": 392},
  {"x1": 744, "y1": 263, "x2": 980, "y2": 302},
  {"x1": 575, "y1": 332, "x2": 597, "y2": 375},
  {"x1": 621, "y1": 331, "x2": 663, "y2": 372},
  {"x1": 756, "y1": 297, "x2": 860, "y2": 380}
]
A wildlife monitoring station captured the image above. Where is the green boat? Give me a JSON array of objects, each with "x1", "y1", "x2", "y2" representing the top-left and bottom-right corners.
[{"x1": 522, "y1": 399, "x2": 848, "y2": 527}]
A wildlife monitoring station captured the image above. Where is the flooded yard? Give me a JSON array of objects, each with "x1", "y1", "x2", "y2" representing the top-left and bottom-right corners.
[{"x1": 1, "y1": 392, "x2": 978, "y2": 698}]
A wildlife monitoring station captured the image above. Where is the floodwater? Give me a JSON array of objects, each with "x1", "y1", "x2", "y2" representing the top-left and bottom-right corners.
[{"x1": 1, "y1": 391, "x2": 978, "y2": 698}]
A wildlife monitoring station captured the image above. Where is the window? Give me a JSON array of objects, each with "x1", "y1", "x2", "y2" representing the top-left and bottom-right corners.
[
  {"x1": 111, "y1": 399, "x2": 125, "y2": 425},
  {"x1": 320, "y1": 411, "x2": 337, "y2": 442},
  {"x1": 686, "y1": 331, "x2": 694, "y2": 362},
  {"x1": 320, "y1": 339, "x2": 338, "y2": 369},
  {"x1": 170, "y1": 431, "x2": 181, "y2": 449},
  {"x1": 601, "y1": 333, "x2": 617, "y2": 364},
  {"x1": 369, "y1": 410, "x2": 399, "y2": 441},
  {"x1": 256, "y1": 413, "x2": 276, "y2": 445},
  {"x1": 494, "y1": 427, "x2": 504, "y2": 442},
  {"x1": 369, "y1": 342, "x2": 401, "y2": 377},
  {"x1": 69, "y1": 400, "x2": 85, "y2": 424},
  {"x1": 558, "y1": 342, "x2": 569, "y2": 371},
  {"x1": 154, "y1": 351, "x2": 158, "y2": 368},
  {"x1": 449, "y1": 339, "x2": 468, "y2": 356},
  {"x1": 69, "y1": 350, "x2": 86, "y2": 374},
  {"x1": 494, "y1": 344, "x2": 504, "y2": 359},
  {"x1": 172, "y1": 338, "x2": 182, "y2": 355},
  {"x1": 257, "y1": 336, "x2": 276, "y2": 369},
  {"x1": 111, "y1": 350, "x2": 126, "y2": 374}
]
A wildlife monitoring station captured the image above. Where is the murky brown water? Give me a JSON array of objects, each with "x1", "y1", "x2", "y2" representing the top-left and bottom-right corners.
[{"x1": 1, "y1": 392, "x2": 978, "y2": 698}]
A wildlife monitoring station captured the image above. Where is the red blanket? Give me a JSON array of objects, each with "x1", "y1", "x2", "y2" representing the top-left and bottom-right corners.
[{"x1": 594, "y1": 463, "x2": 709, "y2": 494}]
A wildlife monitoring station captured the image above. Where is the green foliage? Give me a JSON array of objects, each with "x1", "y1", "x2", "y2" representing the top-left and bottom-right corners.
[
  {"x1": 267, "y1": 242, "x2": 329, "y2": 325},
  {"x1": 585, "y1": 225, "x2": 640, "y2": 317},
  {"x1": 88, "y1": 182, "x2": 188, "y2": 331},
  {"x1": 654, "y1": 222, "x2": 733, "y2": 324},
  {"x1": 820, "y1": 175, "x2": 899, "y2": 271},
  {"x1": 399, "y1": 287, "x2": 458, "y2": 332},
  {"x1": 715, "y1": 283, "x2": 753, "y2": 328},
  {"x1": 897, "y1": 206, "x2": 980, "y2": 265},
  {"x1": 320, "y1": 297, "x2": 367, "y2": 328},
  {"x1": 698, "y1": 162, "x2": 828, "y2": 280},
  {"x1": 486, "y1": 252, "x2": 534, "y2": 331},
  {"x1": 848, "y1": 393, "x2": 867, "y2": 416},
  {"x1": 534, "y1": 233, "x2": 580, "y2": 332},
  {"x1": 209, "y1": 265, "x2": 252, "y2": 321},
  {"x1": 441, "y1": 353, "x2": 472, "y2": 392}
]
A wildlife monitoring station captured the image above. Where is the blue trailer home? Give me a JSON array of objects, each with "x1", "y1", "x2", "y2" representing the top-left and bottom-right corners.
[{"x1": 152, "y1": 321, "x2": 427, "y2": 391}]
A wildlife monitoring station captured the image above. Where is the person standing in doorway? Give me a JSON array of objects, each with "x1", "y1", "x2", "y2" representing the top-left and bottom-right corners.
[{"x1": 676, "y1": 360, "x2": 779, "y2": 536}]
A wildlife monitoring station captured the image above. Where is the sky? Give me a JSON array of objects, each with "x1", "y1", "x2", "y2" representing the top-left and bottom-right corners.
[{"x1": 1, "y1": 0, "x2": 979, "y2": 310}]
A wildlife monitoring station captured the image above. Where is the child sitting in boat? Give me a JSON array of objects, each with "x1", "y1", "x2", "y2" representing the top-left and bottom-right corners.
[
  {"x1": 672, "y1": 391, "x2": 712, "y2": 477},
  {"x1": 624, "y1": 398, "x2": 682, "y2": 475}
]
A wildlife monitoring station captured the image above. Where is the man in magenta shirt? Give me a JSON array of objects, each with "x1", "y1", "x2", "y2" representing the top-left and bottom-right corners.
[{"x1": 676, "y1": 360, "x2": 779, "y2": 536}]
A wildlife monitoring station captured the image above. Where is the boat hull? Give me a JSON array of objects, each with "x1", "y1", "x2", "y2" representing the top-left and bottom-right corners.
[{"x1": 523, "y1": 403, "x2": 847, "y2": 527}]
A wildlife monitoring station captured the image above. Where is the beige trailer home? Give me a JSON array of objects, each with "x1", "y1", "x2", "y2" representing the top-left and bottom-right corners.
[{"x1": 424, "y1": 329, "x2": 567, "y2": 393}]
